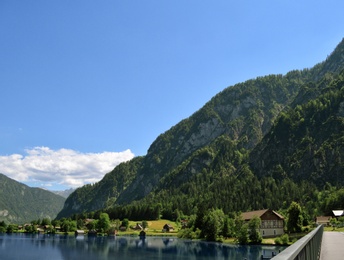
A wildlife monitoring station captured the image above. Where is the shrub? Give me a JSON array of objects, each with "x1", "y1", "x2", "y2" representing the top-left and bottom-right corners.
[
  {"x1": 178, "y1": 228, "x2": 201, "y2": 240},
  {"x1": 274, "y1": 237, "x2": 282, "y2": 245},
  {"x1": 275, "y1": 234, "x2": 289, "y2": 245},
  {"x1": 281, "y1": 234, "x2": 289, "y2": 245}
]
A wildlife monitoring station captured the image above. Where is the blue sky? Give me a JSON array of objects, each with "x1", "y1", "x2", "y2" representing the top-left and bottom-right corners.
[{"x1": 1, "y1": 0, "x2": 344, "y2": 190}]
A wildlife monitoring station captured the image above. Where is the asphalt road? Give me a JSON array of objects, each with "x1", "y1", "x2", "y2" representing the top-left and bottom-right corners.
[{"x1": 320, "y1": 232, "x2": 344, "y2": 260}]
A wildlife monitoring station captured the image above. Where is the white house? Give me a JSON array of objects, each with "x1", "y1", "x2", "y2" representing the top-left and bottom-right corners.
[{"x1": 241, "y1": 209, "x2": 284, "y2": 238}]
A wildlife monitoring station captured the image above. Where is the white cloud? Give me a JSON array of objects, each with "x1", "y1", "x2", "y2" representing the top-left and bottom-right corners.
[{"x1": 0, "y1": 147, "x2": 135, "y2": 189}]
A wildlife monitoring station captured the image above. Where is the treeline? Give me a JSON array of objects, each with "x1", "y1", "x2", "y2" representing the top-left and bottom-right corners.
[
  {"x1": 71, "y1": 182, "x2": 344, "y2": 231},
  {"x1": 0, "y1": 213, "x2": 128, "y2": 235}
]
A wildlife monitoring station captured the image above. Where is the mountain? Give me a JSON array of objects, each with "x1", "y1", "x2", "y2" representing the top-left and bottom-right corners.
[
  {"x1": 51, "y1": 188, "x2": 75, "y2": 198},
  {"x1": 57, "y1": 38, "x2": 344, "y2": 219},
  {"x1": 0, "y1": 173, "x2": 65, "y2": 224},
  {"x1": 250, "y1": 71, "x2": 344, "y2": 187}
]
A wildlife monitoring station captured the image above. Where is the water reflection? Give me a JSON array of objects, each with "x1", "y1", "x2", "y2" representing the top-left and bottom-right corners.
[{"x1": 0, "y1": 233, "x2": 285, "y2": 260}]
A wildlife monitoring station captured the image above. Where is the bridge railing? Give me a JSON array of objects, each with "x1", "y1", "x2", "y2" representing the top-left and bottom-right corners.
[{"x1": 271, "y1": 225, "x2": 323, "y2": 260}]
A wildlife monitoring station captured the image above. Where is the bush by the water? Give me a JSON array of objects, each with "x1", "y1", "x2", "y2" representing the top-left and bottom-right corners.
[{"x1": 274, "y1": 234, "x2": 289, "y2": 245}]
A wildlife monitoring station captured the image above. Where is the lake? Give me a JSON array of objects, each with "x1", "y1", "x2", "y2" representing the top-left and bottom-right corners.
[{"x1": 0, "y1": 233, "x2": 286, "y2": 260}]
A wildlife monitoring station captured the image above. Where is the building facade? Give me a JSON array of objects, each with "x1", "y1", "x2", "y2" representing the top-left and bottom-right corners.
[{"x1": 241, "y1": 209, "x2": 284, "y2": 237}]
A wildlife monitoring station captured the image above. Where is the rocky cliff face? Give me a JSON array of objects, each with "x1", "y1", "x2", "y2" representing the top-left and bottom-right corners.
[{"x1": 115, "y1": 73, "x2": 305, "y2": 204}]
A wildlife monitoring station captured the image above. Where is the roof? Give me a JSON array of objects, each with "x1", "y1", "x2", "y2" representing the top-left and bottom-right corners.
[
  {"x1": 316, "y1": 216, "x2": 331, "y2": 222},
  {"x1": 164, "y1": 224, "x2": 174, "y2": 227},
  {"x1": 241, "y1": 209, "x2": 284, "y2": 221},
  {"x1": 332, "y1": 210, "x2": 344, "y2": 217}
]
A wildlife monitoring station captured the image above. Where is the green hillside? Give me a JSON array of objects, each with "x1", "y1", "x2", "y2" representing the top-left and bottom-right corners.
[
  {"x1": 0, "y1": 173, "x2": 65, "y2": 224},
  {"x1": 57, "y1": 38, "x2": 344, "y2": 220}
]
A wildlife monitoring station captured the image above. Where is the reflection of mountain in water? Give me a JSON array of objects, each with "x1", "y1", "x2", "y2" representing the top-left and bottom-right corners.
[
  {"x1": 0, "y1": 234, "x2": 286, "y2": 260},
  {"x1": 57, "y1": 236, "x2": 285, "y2": 259}
]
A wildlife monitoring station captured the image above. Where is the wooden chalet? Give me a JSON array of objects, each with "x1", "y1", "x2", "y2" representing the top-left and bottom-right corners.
[
  {"x1": 162, "y1": 224, "x2": 174, "y2": 232},
  {"x1": 316, "y1": 216, "x2": 331, "y2": 226},
  {"x1": 241, "y1": 209, "x2": 284, "y2": 237}
]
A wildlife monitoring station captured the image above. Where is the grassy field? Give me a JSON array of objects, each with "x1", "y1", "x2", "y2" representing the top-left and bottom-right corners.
[
  {"x1": 324, "y1": 226, "x2": 344, "y2": 232},
  {"x1": 118, "y1": 219, "x2": 179, "y2": 236}
]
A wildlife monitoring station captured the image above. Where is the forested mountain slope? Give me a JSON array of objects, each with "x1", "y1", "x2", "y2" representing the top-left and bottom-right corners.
[
  {"x1": 58, "y1": 38, "x2": 344, "y2": 219},
  {"x1": 250, "y1": 71, "x2": 344, "y2": 187},
  {"x1": 0, "y1": 173, "x2": 65, "y2": 224}
]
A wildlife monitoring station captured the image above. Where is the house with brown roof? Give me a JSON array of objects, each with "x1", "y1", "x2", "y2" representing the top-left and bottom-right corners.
[
  {"x1": 132, "y1": 223, "x2": 143, "y2": 230},
  {"x1": 316, "y1": 216, "x2": 331, "y2": 226},
  {"x1": 162, "y1": 224, "x2": 174, "y2": 232},
  {"x1": 241, "y1": 209, "x2": 284, "y2": 237}
]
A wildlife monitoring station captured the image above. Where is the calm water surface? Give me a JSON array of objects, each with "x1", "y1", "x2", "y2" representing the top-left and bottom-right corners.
[{"x1": 0, "y1": 233, "x2": 286, "y2": 260}]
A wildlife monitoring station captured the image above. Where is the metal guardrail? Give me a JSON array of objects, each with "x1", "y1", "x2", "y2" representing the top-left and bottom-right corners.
[{"x1": 271, "y1": 225, "x2": 323, "y2": 260}]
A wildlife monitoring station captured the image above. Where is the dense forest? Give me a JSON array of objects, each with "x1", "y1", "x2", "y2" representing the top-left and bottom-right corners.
[
  {"x1": 0, "y1": 173, "x2": 65, "y2": 224},
  {"x1": 57, "y1": 38, "x2": 344, "y2": 227}
]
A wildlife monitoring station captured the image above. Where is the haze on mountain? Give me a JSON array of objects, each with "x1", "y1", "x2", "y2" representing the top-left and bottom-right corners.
[
  {"x1": 56, "y1": 38, "x2": 344, "y2": 220},
  {"x1": 51, "y1": 188, "x2": 75, "y2": 199}
]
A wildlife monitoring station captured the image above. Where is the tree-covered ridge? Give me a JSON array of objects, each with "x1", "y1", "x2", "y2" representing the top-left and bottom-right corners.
[
  {"x1": 250, "y1": 70, "x2": 344, "y2": 187},
  {"x1": 0, "y1": 173, "x2": 65, "y2": 224},
  {"x1": 56, "y1": 156, "x2": 144, "y2": 219},
  {"x1": 57, "y1": 38, "x2": 344, "y2": 220}
]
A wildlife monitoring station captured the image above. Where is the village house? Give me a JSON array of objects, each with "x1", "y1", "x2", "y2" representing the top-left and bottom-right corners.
[
  {"x1": 181, "y1": 219, "x2": 188, "y2": 229},
  {"x1": 132, "y1": 223, "x2": 143, "y2": 230},
  {"x1": 332, "y1": 210, "x2": 344, "y2": 218},
  {"x1": 75, "y1": 230, "x2": 85, "y2": 236},
  {"x1": 241, "y1": 209, "x2": 284, "y2": 238},
  {"x1": 162, "y1": 224, "x2": 174, "y2": 232},
  {"x1": 316, "y1": 216, "x2": 331, "y2": 226},
  {"x1": 36, "y1": 227, "x2": 45, "y2": 234}
]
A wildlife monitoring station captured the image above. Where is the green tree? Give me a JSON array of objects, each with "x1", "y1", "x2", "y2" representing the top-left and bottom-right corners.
[
  {"x1": 287, "y1": 201, "x2": 303, "y2": 233},
  {"x1": 0, "y1": 221, "x2": 7, "y2": 228},
  {"x1": 154, "y1": 203, "x2": 162, "y2": 220},
  {"x1": 194, "y1": 205, "x2": 206, "y2": 232},
  {"x1": 98, "y1": 213, "x2": 111, "y2": 233},
  {"x1": 338, "y1": 216, "x2": 344, "y2": 227},
  {"x1": 222, "y1": 216, "x2": 230, "y2": 238},
  {"x1": 234, "y1": 214, "x2": 244, "y2": 237},
  {"x1": 87, "y1": 220, "x2": 98, "y2": 231},
  {"x1": 0, "y1": 221, "x2": 7, "y2": 233},
  {"x1": 237, "y1": 224, "x2": 249, "y2": 244},
  {"x1": 248, "y1": 216, "x2": 262, "y2": 243},
  {"x1": 121, "y1": 218, "x2": 129, "y2": 230},
  {"x1": 41, "y1": 218, "x2": 51, "y2": 226},
  {"x1": 61, "y1": 219, "x2": 76, "y2": 233},
  {"x1": 202, "y1": 209, "x2": 225, "y2": 241},
  {"x1": 114, "y1": 219, "x2": 121, "y2": 230},
  {"x1": 330, "y1": 218, "x2": 339, "y2": 230},
  {"x1": 6, "y1": 224, "x2": 18, "y2": 233},
  {"x1": 142, "y1": 220, "x2": 148, "y2": 229},
  {"x1": 25, "y1": 224, "x2": 36, "y2": 233},
  {"x1": 77, "y1": 219, "x2": 84, "y2": 229},
  {"x1": 70, "y1": 220, "x2": 77, "y2": 232},
  {"x1": 51, "y1": 219, "x2": 60, "y2": 229}
]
